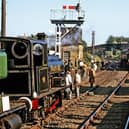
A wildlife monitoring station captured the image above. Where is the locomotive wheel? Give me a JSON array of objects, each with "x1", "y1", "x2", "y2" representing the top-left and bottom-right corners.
[{"x1": 3, "y1": 114, "x2": 22, "y2": 129}]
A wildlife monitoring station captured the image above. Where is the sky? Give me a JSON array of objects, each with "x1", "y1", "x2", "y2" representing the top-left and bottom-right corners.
[{"x1": 1, "y1": 0, "x2": 129, "y2": 46}]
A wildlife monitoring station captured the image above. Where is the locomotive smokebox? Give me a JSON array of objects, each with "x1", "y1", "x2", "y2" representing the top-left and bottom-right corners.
[
  {"x1": 0, "y1": 37, "x2": 49, "y2": 97},
  {"x1": 3, "y1": 39, "x2": 30, "y2": 69}
]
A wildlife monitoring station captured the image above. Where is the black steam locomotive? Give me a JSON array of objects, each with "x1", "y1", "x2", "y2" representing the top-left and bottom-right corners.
[{"x1": 0, "y1": 36, "x2": 65, "y2": 128}]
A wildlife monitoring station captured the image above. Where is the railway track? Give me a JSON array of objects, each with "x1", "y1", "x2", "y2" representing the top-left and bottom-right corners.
[
  {"x1": 79, "y1": 72, "x2": 129, "y2": 129},
  {"x1": 91, "y1": 74, "x2": 129, "y2": 129},
  {"x1": 43, "y1": 70, "x2": 129, "y2": 129}
]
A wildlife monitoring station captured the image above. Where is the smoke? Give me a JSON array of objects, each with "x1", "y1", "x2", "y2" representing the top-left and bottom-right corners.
[{"x1": 61, "y1": 27, "x2": 82, "y2": 45}]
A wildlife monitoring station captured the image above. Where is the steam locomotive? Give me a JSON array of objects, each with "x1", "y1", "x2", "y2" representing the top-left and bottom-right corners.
[{"x1": 0, "y1": 36, "x2": 65, "y2": 128}]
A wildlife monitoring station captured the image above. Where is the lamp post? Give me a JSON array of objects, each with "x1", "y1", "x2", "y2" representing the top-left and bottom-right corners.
[{"x1": 1, "y1": 0, "x2": 6, "y2": 37}]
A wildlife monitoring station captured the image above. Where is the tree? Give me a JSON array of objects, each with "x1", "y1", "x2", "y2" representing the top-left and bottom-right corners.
[
  {"x1": 106, "y1": 35, "x2": 129, "y2": 44},
  {"x1": 81, "y1": 40, "x2": 87, "y2": 51},
  {"x1": 106, "y1": 36, "x2": 116, "y2": 44}
]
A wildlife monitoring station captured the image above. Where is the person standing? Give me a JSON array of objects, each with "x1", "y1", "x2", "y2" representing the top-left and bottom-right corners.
[
  {"x1": 88, "y1": 66, "x2": 96, "y2": 87},
  {"x1": 70, "y1": 65, "x2": 75, "y2": 91},
  {"x1": 64, "y1": 60, "x2": 68, "y2": 75},
  {"x1": 82, "y1": 63, "x2": 87, "y2": 81},
  {"x1": 93, "y1": 63, "x2": 97, "y2": 71},
  {"x1": 75, "y1": 70, "x2": 81, "y2": 98},
  {"x1": 68, "y1": 59, "x2": 73, "y2": 71},
  {"x1": 91, "y1": 62, "x2": 97, "y2": 72},
  {"x1": 65, "y1": 71, "x2": 73, "y2": 99}
]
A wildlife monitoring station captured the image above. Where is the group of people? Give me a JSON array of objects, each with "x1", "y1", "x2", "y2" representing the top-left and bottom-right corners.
[
  {"x1": 65, "y1": 69, "x2": 81, "y2": 99},
  {"x1": 64, "y1": 59, "x2": 97, "y2": 100}
]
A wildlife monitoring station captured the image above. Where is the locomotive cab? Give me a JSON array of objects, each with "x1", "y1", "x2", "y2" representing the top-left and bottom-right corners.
[{"x1": 48, "y1": 54, "x2": 65, "y2": 87}]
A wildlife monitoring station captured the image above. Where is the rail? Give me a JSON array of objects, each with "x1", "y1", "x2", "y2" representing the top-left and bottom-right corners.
[
  {"x1": 124, "y1": 117, "x2": 129, "y2": 129},
  {"x1": 78, "y1": 72, "x2": 129, "y2": 129}
]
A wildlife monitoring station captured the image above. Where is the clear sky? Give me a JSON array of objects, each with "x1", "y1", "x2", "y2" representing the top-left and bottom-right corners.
[{"x1": 1, "y1": 0, "x2": 129, "y2": 46}]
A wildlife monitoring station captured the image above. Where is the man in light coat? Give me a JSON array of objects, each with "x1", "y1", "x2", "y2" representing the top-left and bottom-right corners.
[
  {"x1": 75, "y1": 70, "x2": 81, "y2": 98},
  {"x1": 65, "y1": 71, "x2": 73, "y2": 99}
]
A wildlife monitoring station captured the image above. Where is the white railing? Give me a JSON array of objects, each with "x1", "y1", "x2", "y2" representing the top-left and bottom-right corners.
[{"x1": 50, "y1": 9, "x2": 85, "y2": 21}]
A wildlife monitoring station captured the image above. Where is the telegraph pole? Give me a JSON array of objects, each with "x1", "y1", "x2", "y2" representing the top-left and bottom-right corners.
[
  {"x1": 1, "y1": 0, "x2": 6, "y2": 37},
  {"x1": 0, "y1": 0, "x2": 6, "y2": 48},
  {"x1": 92, "y1": 31, "x2": 95, "y2": 55}
]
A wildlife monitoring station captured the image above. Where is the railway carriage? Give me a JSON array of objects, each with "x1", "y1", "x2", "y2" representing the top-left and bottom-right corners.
[{"x1": 0, "y1": 36, "x2": 65, "y2": 129}]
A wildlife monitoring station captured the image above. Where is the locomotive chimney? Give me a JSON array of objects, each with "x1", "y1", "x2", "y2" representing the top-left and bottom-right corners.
[{"x1": 37, "y1": 32, "x2": 46, "y2": 40}]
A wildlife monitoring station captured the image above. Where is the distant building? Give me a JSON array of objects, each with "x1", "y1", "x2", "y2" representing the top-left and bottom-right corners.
[
  {"x1": 87, "y1": 43, "x2": 129, "y2": 56},
  {"x1": 61, "y1": 27, "x2": 83, "y2": 67}
]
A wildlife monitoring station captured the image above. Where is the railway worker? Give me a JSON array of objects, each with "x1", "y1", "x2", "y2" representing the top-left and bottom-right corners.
[
  {"x1": 70, "y1": 65, "x2": 76, "y2": 91},
  {"x1": 64, "y1": 59, "x2": 73, "y2": 75},
  {"x1": 94, "y1": 63, "x2": 97, "y2": 71},
  {"x1": 82, "y1": 63, "x2": 88, "y2": 81},
  {"x1": 91, "y1": 61, "x2": 97, "y2": 72},
  {"x1": 101, "y1": 60, "x2": 104, "y2": 68},
  {"x1": 88, "y1": 66, "x2": 96, "y2": 87},
  {"x1": 74, "y1": 69, "x2": 81, "y2": 98},
  {"x1": 79, "y1": 61, "x2": 84, "y2": 80},
  {"x1": 64, "y1": 60, "x2": 68, "y2": 75},
  {"x1": 67, "y1": 59, "x2": 73, "y2": 71},
  {"x1": 64, "y1": 71, "x2": 73, "y2": 100}
]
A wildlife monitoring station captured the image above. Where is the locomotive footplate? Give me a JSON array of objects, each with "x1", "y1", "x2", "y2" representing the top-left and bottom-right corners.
[
  {"x1": 37, "y1": 86, "x2": 69, "y2": 99},
  {"x1": 37, "y1": 86, "x2": 70, "y2": 116},
  {"x1": 0, "y1": 102, "x2": 26, "y2": 118}
]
